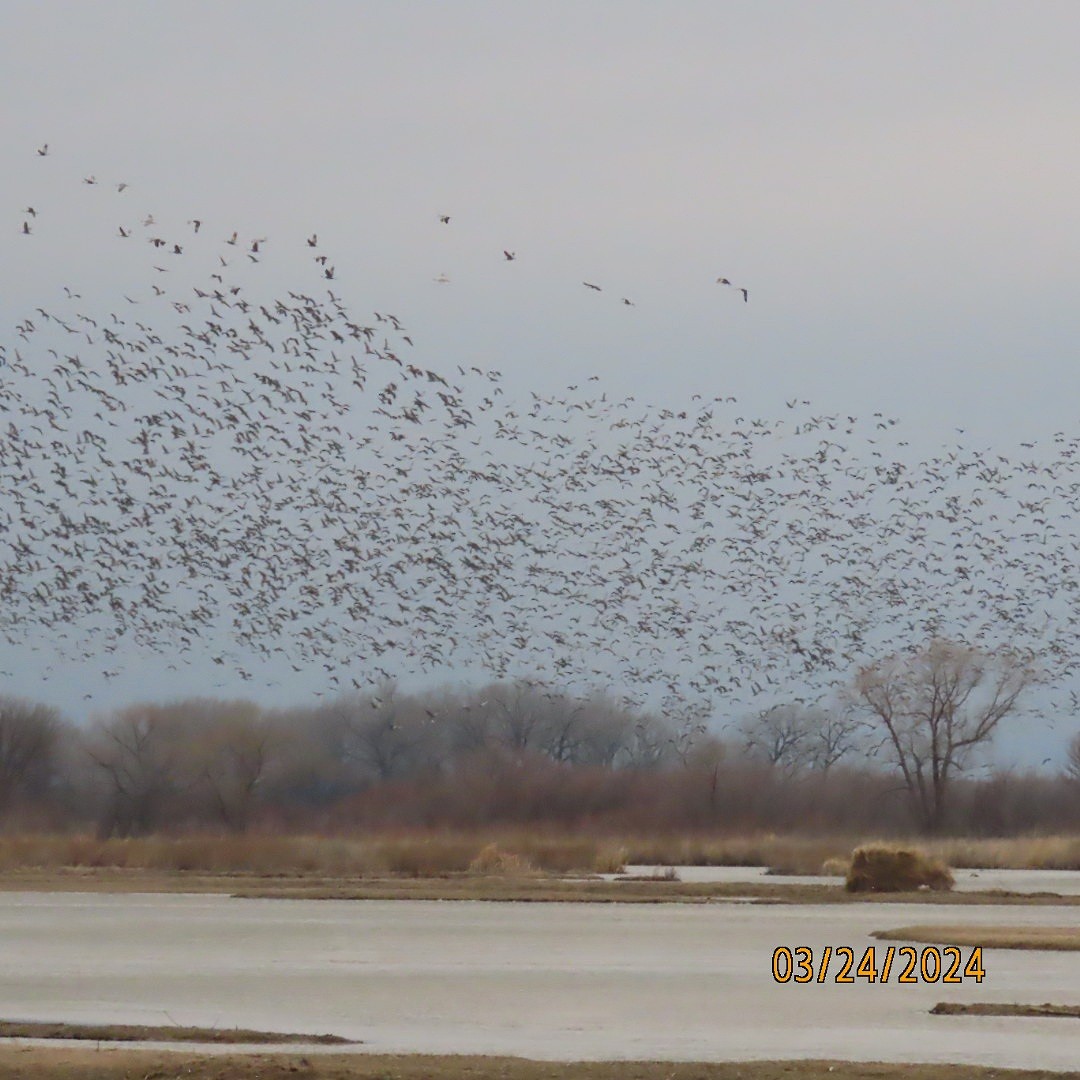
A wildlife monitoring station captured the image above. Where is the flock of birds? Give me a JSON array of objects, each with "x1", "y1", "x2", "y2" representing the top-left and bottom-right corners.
[
  {"x1": 426, "y1": 212, "x2": 750, "y2": 307},
  {"x1": 3, "y1": 145, "x2": 1079, "y2": 721}
]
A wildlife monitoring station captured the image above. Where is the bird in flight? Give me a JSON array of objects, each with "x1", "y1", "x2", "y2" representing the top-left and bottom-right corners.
[
  {"x1": 21, "y1": 221, "x2": 31, "y2": 235},
  {"x1": 439, "y1": 215, "x2": 451, "y2": 224},
  {"x1": 116, "y1": 182, "x2": 129, "y2": 193},
  {"x1": 24, "y1": 207, "x2": 36, "y2": 217},
  {"x1": 307, "y1": 234, "x2": 318, "y2": 247},
  {"x1": 433, "y1": 273, "x2": 451, "y2": 284},
  {"x1": 717, "y1": 277, "x2": 748, "y2": 302},
  {"x1": 622, "y1": 298, "x2": 635, "y2": 306},
  {"x1": 36, "y1": 144, "x2": 48, "y2": 157},
  {"x1": 583, "y1": 282, "x2": 602, "y2": 291},
  {"x1": 83, "y1": 175, "x2": 98, "y2": 185},
  {"x1": 503, "y1": 250, "x2": 516, "y2": 261}
]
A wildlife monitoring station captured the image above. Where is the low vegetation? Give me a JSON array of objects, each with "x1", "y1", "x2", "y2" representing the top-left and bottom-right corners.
[
  {"x1": 874, "y1": 925, "x2": 1080, "y2": 950},
  {"x1": 0, "y1": 1021, "x2": 353, "y2": 1044},
  {"x1": 845, "y1": 845, "x2": 954, "y2": 893},
  {"x1": 931, "y1": 1002, "x2": 1080, "y2": 1019},
  {"x1": 0, "y1": 1050, "x2": 1072, "y2": 1080},
  {"x1": 0, "y1": 831, "x2": 1078, "y2": 886}
]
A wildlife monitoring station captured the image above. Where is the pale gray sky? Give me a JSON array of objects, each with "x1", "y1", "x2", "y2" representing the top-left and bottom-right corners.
[{"x1": 2, "y1": 1, "x2": 1079, "y2": 765}]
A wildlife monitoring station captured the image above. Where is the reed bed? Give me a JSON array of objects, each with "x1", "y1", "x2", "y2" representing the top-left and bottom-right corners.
[
  {"x1": 0, "y1": 832, "x2": 617, "y2": 877},
  {"x1": 926, "y1": 835, "x2": 1080, "y2": 871},
  {"x1": 0, "y1": 830, "x2": 1076, "y2": 878}
]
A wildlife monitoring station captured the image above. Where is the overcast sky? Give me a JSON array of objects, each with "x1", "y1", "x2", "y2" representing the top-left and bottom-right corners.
[{"x1": 3, "y1": 1, "x2": 1079, "y2": 765}]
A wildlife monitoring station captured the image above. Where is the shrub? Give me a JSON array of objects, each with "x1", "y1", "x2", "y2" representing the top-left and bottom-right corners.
[{"x1": 845, "y1": 843, "x2": 954, "y2": 892}]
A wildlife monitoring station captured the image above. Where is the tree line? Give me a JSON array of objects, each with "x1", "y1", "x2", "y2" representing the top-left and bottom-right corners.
[{"x1": 2, "y1": 641, "x2": 1078, "y2": 837}]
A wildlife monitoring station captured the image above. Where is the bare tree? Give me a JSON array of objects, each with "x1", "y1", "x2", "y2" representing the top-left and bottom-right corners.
[
  {"x1": 489, "y1": 681, "x2": 547, "y2": 753},
  {"x1": 740, "y1": 704, "x2": 809, "y2": 770},
  {"x1": 623, "y1": 713, "x2": 678, "y2": 769},
  {"x1": 854, "y1": 639, "x2": 1037, "y2": 833},
  {"x1": 803, "y1": 704, "x2": 864, "y2": 772},
  {"x1": 0, "y1": 696, "x2": 60, "y2": 814},
  {"x1": 333, "y1": 683, "x2": 433, "y2": 782},
  {"x1": 1067, "y1": 731, "x2": 1080, "y2": 783},
  {"x1": 537, "y1": 694, "x2": 587, "y2": 763},
  {"x1": 577, "y1": 705, "x2": 636, "y2": 768},
  {"x1": 193, "y1": 706, "x2": 278, "y2": 830},
  {"x1": 86, "y1": 706, "x2": 187, "y2": 836},
  {"x1": 445, "y1": 695, "x2": 494, "y2": 755}
]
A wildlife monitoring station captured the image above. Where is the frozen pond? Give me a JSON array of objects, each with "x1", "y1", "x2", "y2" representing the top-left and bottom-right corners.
[
  {"x1": 621, "y1": 865, "x2": 1080, "y2": 895},
  {"x1": 0, "y1": 892, "x2": 1077, "y2": 1070}
]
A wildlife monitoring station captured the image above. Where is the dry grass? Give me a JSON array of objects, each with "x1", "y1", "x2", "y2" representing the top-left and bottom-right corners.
[
  {"x1": 0, "y1": 1049, "x2": 1072, "y2": 1080},
  {"x1": 617, "y1": 833, "x2": 855, "y2": 874},
  {"x1": 846, "y1": 845, "x2": 954, "y2": 893},
  {"x1": 617, "y1": 833, "x2": 1080, "y2": 874},
  {"x1": 467, "y1": 844, "x2": 539, "y2": 877},
  {"x1": 931, "y1": 1002, "x2": 1080, "y2": 1019},
  {"x1": 0, "y1": 833, "x2": 613, "y2": 877},
  {"x1": 820, "y1": 857, "x2": 850, "y2": 877},
  {"x1": 873, "y1": 925, "x2": 1080, "y2": 951},
  {"x1": 0, "y1": 1021, "x2": 352, "y2": 1044},
  {"x1": 0, "y1": 831, "x2": 1076, "y2": 882},
  {"x1": 926, "y1": 835, "x2": 1080, "y2": 871},
  {"x1": 0, "y1": 867, "x2": 1077, "y2": 906}
]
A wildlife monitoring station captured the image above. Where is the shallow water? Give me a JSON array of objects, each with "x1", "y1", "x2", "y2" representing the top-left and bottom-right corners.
[
  {"x1": 621, "y1": 864, "x2": 1080, "y2": 894},
  {"x1": 0, "y1": 892, "x2": 1076, "y2": 1069}
]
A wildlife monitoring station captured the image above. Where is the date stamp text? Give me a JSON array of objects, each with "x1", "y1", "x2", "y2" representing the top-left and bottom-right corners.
[{"x1": 771, "y1": 945, "x2": 985, "y2": 984}]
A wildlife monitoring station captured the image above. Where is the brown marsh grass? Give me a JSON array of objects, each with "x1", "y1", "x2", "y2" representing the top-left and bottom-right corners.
[
  {"x1": 845, "y1": 845, "x2": 954, "y2": 893},
  {"x1": 623, "y1": 833, "x2": 1080, "y2": 874},
  {"x1": 467, "y1": 843, "x2": 540, "y2": 876},
  {"x1": 928, "y1": 835, "x2": 1080, "y2": 871},
  {"x1": 0, "y1": 830, "x2": 1076, "y2": 879},
  {"x1": 873, "y1": 924, "x2": 1080, "y2": 950},
  {"x1": 0, "y1": 832, "x2": 617, "y2": 877}
]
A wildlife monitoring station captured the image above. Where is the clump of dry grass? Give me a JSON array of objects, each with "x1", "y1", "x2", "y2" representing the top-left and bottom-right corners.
[
  {"x1": 846, "y1": 844, "x2": 954, "y2": 893},
  {"x1": 467, "y1": 843, "x2": 539, "y2": 877},
  {"x1": 593, "y1": 844, "x2": 628, "y2": 874}
]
